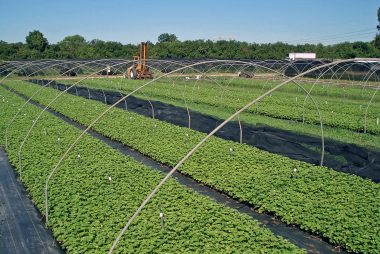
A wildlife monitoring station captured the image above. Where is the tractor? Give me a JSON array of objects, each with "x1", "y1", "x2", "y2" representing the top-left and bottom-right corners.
[{"x1": 126, "y1": 42, "x2": 153, "y2": 79}]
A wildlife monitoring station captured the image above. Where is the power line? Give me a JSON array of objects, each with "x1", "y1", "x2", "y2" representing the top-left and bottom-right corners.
[
  {"x1": 284, "y1": 28, "x2": 376, "y2": 44},
  {"x1": 285, "y1": 28, "x2": 375, "y2": 42},
  {"x1": 296, "y1": 32, "x2": 376, "y2": 45}
]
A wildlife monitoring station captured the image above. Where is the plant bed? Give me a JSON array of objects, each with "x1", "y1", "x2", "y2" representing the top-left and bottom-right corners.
[
  {"x1": 4, "y1": 80, "x2": 380, "y2": 253},
  {"x1": 0, "y1": 86, "x2": 304, "y2": 253},
  {"x1": 29, "y1": 80, "x2": 380, "y2": 182}
]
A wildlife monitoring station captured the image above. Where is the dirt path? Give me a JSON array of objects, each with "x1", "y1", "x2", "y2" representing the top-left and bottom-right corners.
[{"x1": 0, "y1": 148, "x2": 63, "y2": 254}]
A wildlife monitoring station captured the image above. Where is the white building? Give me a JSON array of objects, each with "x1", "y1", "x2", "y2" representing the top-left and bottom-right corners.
[{"x1": 288, "y1": 52, "x2": 316, "y2": 61}]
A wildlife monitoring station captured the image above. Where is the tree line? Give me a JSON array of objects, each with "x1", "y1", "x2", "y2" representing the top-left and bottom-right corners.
[{"x1": 1, "y1": 31, "x2": 379, "y2": 60}]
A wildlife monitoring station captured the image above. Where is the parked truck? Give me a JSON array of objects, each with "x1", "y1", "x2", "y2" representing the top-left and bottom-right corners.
[{"x1": 288, "y1": 52, "x2": 316, "y2": 61}]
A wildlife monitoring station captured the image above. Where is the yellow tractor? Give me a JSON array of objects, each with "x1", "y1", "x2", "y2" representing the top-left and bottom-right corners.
[{"x1": 126, "y1": 42, "x2": 153, "y2": 79}]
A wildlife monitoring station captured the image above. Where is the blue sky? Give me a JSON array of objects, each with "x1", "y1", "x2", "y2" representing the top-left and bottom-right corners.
[{"x1": 0, "y1": 0, "x2": 378, "y2": 45}]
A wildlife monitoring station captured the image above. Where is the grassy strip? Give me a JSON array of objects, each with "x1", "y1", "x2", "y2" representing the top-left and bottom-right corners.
[
  {"x1": 6, "y1": 80, "x2": 380, "y2": 253},
  {"x1": 0, "y1": 86, "x2": 303, "y2": 253}
]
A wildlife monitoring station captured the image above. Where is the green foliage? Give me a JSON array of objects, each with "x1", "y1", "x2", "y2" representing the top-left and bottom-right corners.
[
  {"x1": 374, "y1": 34, "x2": 380, "y2": 50},
  {"x1": 59, "y1": 77, "x2": 380, "y2": 135},
  {"x1": 1, "y1": 31, "x2": 379, "y2": 60},
  {"x1": 7, "y1": 80, "x2": 380, "y2": 253},
  {"x1": 158, "y1": 33, "x2": 178, "y2": 43},
  {"x1": 25, "y1": 30, "x2": 48, "y2": 52},
  {"x1": 57, "y1": 35, "x2": 94, "y2": 59},
  {"x1": 90, "y1": 39, "x2": 128, "y2": 58},
  {"x1": 72, "y1": 77, "x2": 380, "y2": 149},
  {"x1": 0, "y1": 86, "x2": 303, "y2": 253}
]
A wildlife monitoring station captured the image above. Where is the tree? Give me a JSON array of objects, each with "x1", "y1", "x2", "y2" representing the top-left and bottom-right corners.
[
  {"x1": 25, "y1": 30, "x2": 48, "y2": 52},
  {"x1": 1, "y1": 30, "x2": 379, "y2": 60},
  {"x1": 90, "y1": 39, "x2": 124, "y2": 57},
  {"x1": 374, "y1": 35, "x2": 380, "y2": 50},
  {"x1": 59, "y1": 35, "x2": 86, "y2": 46},
  {"x1": 57, "y1": 35, "x2": 93, "y2": 58},
  {"x1": 158, "y1": 33, "x2": 178, "y2": 43},
  {"x1": 374, "y1": 7, "x2": 380, "y2": 50}
]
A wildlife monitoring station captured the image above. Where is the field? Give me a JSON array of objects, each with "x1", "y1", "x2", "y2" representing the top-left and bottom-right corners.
[
  {"x1": 54, "y1": 76, "x2": 380, "y2": 148},
  {"x1": 0, "y1": 59, "x2": 379, "y2": 254}
]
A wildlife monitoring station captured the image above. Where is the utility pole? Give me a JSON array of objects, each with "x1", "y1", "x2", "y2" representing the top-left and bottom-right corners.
[{"x1": 378, "y1": 7, "x2": 380, "y2": 31}]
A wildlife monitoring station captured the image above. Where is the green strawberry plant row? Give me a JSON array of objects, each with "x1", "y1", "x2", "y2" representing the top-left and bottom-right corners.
[
  {"x1": 57, "y1": 77, "x2": 380, "y2": 134},
  {"x1": 54, "y1": 78, "x2": 380, "y2": 150},
  {"x1": 5, "y1": 81, "x2": 380, "y2": 254},
  {"x1": 0, "y1": 86, "x2": 304, "y2": 253}
]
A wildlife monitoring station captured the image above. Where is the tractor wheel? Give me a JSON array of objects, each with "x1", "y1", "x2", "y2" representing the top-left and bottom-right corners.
[{"x1": 130, "y1": 67, "x2": 137, "y2": 79}]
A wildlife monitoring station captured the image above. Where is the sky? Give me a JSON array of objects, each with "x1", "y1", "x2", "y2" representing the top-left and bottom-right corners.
[{"x1": 0, "y1": 0, "x2": 379, "y2": 45}]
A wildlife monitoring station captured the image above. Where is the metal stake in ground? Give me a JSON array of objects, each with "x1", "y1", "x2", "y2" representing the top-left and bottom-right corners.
[{"x1": 159, "y1": 206, "x2": 165, "y2": 229}]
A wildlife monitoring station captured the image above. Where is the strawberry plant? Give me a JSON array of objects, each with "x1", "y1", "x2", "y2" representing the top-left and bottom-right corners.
[
  {"x1": 0, "y1": 86, "x2": 304, "y2": 253},
  {"x1": 4, "y1": 80, "x2": 380, "y2": 253}
]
